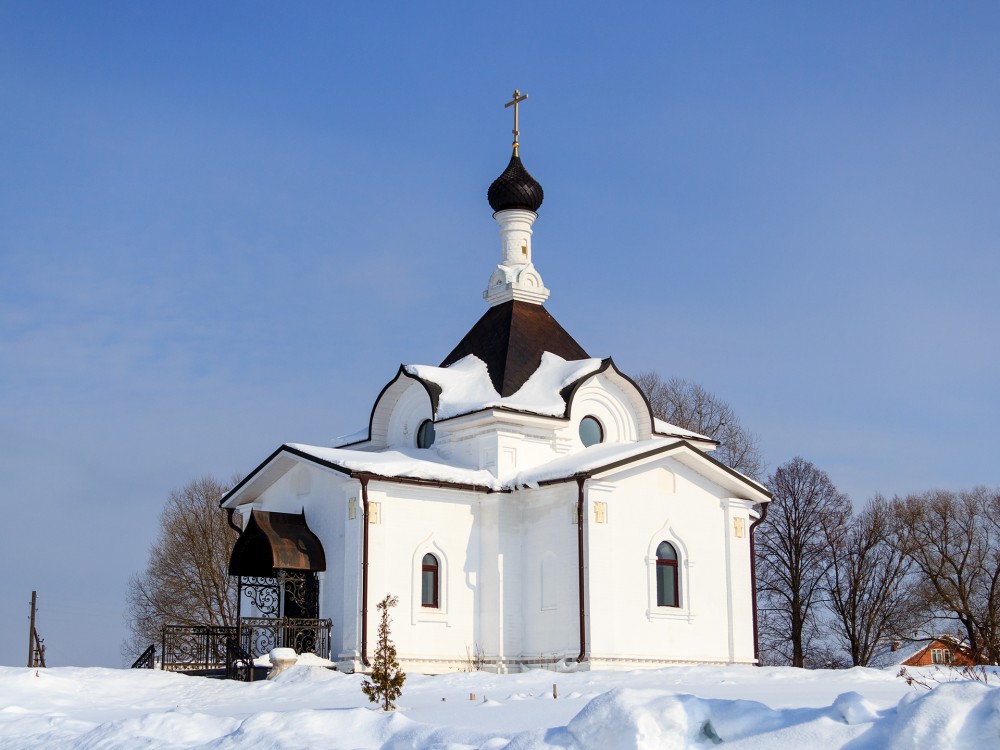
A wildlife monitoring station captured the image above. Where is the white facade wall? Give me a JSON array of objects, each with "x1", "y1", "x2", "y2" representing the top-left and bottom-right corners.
[
  {"x1": 584, "y1": 459, "x2": 757, "y2": 667},
  {"x1": 361, "y1": 482, "x2": 483, "y2": 672},
  {"x1": 515, "y1": 484, "x2": 581, "y2": 665}
]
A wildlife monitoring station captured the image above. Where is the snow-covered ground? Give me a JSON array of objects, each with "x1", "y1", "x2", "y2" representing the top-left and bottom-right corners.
[{"x1": 1, "y1": 663, "x2": 997, "y2": 748}]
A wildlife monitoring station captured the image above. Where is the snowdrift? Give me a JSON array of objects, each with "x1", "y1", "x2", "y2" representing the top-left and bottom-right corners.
[{"x1": 0, "y1": 664, "x2": 996, "y2": 749}]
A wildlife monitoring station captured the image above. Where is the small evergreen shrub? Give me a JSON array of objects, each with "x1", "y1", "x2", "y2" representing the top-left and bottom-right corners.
[{"x1": 361, "y1": 594, "x2": 406, "y2": 711}]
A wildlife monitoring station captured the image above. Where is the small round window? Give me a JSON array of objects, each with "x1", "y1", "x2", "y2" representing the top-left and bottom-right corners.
[
  {"x1": 416, "y1": 419, "x2": 436, "y2": 449},
  {"x1": 579, "y1": 416, "x2": 604, "y2": 447}
]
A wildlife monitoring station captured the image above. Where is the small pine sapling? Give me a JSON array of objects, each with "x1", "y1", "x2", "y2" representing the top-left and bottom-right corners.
[{"x1": 361, "y1": 594, "x2": 406, "y2": 711}]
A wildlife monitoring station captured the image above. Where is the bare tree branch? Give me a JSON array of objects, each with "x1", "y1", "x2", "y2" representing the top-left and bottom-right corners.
[
  {"x1": 632, "y1": 371, "x2": 766, "y2": 480},
  {"x1": 122, "y1": 475, "x2": 240, "y2": 663},
  {"x1": 891, "y1": 487, "x2": 1000, "y2": 663},
  {"x1": 825, "y1": 495, "x2": 916, "y2": 665},
  {"x1": 756, "y1": 457, "x2": 851, "y2": 667}
]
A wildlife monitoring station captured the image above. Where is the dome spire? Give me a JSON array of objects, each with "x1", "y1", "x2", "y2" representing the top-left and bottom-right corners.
[
  {"x1": 505, "y1": 89, "x2": 528, "y2": 157},
  {"x1": 484, "y1": 89, "x2": 550, "y2": 307},
  {"x1": 487, "y1": 89, "x2": 544, "y2": 214}
]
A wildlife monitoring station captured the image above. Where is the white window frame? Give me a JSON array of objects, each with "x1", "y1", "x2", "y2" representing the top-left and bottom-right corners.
[
  {"x1": 410, "y1": 539, "x2": 449, "y2": 624},
  {"x1": 645, "y1": 522, "x2": 694, "y2": 622}
]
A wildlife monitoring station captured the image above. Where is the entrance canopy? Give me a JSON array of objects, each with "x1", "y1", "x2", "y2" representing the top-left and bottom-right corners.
[{"x1": 228, "y1": 510, "x2": 326, "y2": 577}]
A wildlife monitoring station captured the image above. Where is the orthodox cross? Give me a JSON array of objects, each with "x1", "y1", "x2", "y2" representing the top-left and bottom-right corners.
[{"x1": 504, "y1": 89, "x2": 528, "y2": 155}]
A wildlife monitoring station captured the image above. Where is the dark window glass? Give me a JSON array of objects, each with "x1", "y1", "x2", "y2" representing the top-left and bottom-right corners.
[
  {"x1": 656, "y1": 541, "x2": 677, "y2": 561},
  {"x1": 579, "y1": 416, "x2": 604, "y2": 447},
  {"x1": 417, "y1": 420, "x2": 436, "y2": 449},
  {"x1": 656, "y1": 541, "x2": 679, "y2": 607},
  {"x1": 421, "y1": 553, "x2": 439, "y2": 608}
]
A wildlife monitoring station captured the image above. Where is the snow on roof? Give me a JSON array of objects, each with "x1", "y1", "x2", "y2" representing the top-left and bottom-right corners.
[
  {"x1": 868, "y1": 637, "x2": 969, "y2": 668},
  {"x1": 513, "y1": 440, "x2": 684, "y2": 488},
  {"x1": 653, "y1": 417, "x2": 713, "y2": 442},
  {"x1": 331, "y1": 427, "x2": 368, "y2": 448},
  {"x1": 291, "y1": 439, "x2": 744, "y2": 493},
  {"x1": 287, "y1": 443, "x2": 501, "y2": 490},
  {"x1": 405, "y1": 352, "x2": 604, "y2": 419},
  {"x1": 502, "y1": 353, "x2": 605, "y2": 414},
  {"x1": 405, "y1": 356, "x2": 500, "y2": 418},
  {"x1": 869, "y1": 640, "x2": 934, "y2": 668},
  {"x1": 512, "y1": 437, "x2": 769, "y2": 497}
]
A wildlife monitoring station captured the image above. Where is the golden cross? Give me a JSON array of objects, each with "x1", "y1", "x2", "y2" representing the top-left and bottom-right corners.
[{"x1": 504, "y1": 89, "x2": 528, "y2": 155}]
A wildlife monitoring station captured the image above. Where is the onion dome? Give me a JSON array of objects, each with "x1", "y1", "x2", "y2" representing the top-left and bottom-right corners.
[{"x1": 487, "y1": 152, "x2": 544, "y2": 213}]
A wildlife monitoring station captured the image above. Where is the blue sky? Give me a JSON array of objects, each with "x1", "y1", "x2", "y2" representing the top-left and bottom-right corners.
[{"x1": 1, "y1": 2, "x2": 998, "y2": 667}]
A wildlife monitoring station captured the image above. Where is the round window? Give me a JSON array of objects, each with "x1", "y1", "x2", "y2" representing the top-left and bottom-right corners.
[
  {"x1": 579, "y1": 416, "x2": 604, "y2": 447},
  {"x1": 416, "y1": 419, "x2": 436, "y2": 449}
]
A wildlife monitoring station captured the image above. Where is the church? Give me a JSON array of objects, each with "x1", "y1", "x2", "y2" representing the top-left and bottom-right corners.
[{"x1": 219, "y1": 92, "x2": 772, "y2": 674}]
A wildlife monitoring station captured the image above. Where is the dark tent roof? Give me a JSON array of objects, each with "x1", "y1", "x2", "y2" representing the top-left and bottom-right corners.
[
  {"x1": 440, "y1": 300, "x2": 589, "y2": 397},
  {"x1": 228, "y1": 510, "x2": 326, "y2": 577}
]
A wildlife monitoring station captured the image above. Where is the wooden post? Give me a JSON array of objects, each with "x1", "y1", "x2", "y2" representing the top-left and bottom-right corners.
[{"x1": 27, "y1": 591, "x2": 37, "y2": 668}]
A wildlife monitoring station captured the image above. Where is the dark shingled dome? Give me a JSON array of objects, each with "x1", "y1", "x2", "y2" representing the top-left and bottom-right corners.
[{"x1": 488, "y1": 153, "x2": 544, "y2": 213}]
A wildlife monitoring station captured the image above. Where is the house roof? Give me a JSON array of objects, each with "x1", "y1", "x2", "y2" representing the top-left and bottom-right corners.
[
  {"x1": 440, "y1": 300, "x2": 589, "y2": 397},
  {"x1": 868, "y1": 641, "x2": 934, "y2": 668},
  {"x1": 221, "y1": 435, "x2": 769, "y2": 509},
  {"x1": 219, "y1": 443, "x2": 503, "y2": 507},
  {"x1": 868, "y1": 637, "x2": 969, "y2": 668},
  {"x1": 653, "y1": 417, "x2": 713, "y2": 442},
  {"x1": 512, "y1": 439, "x2": 770, "y2": 500}
]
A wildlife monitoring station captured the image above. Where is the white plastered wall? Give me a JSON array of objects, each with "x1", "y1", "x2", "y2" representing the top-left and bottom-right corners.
[
  {"x1": 515, "y1": 484, "x2": 581, "y2": 665},
  {"x1": 360, "y1": 481, "x2": 482, "y2": 672},
  {"x1": 584, "y1": 456, "x2": 758, "y2": 668}
]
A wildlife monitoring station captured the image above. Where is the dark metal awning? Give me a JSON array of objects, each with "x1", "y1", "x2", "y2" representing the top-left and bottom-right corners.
[{"x1": 228, "y1": 510, "x2": 326, "y2": 577}]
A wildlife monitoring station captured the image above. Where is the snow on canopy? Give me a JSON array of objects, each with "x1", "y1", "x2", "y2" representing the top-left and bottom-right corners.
[{"x1": 405, "y1": 352, "x2": 604, "y2": 420}]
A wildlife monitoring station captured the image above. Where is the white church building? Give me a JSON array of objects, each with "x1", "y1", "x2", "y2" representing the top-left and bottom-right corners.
[{"x1": 219, "y1": 97, "x2": 771, "y2": 674}]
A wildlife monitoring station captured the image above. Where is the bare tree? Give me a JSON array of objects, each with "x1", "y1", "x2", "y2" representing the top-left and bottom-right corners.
[
  {"x1": 892, "y1": 487, "x2": 1000, "y2": 663},
  {"x1": 825, "y1": 495, "x2": 915, "y2": 666},
  {"x1": 122, "y1": 475, "x2": 239, "y2": 661},
  {"x1": 756, "y1": 457, "x2": 851, "y2": 667},
  {"x1": 632, "y1": 371, "x2": 765, "y2": 480}
]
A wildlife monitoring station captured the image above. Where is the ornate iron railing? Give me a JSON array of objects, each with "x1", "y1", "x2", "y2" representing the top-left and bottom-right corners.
[
  {"x1": 239, "y1": 617, "x2": 333, "y2": 661},
  {"x1": 131, "y1": 644, "x2": 156, "y2": 669},
  {"x1": 236, "y1": 572, "x2": 319, "y2": 620},
  {"x1": 161, "y1": 625, "x2": 236, "y2": 672},
  {"x1": 159, "y1": 618, "x2": 331, "y2": 675},
  {"x1": 238, "y1": 576, "x2": 282, "y2": 618},
  {"x1": 225, "y1": 636, "x2": 255, "y2": 682}
]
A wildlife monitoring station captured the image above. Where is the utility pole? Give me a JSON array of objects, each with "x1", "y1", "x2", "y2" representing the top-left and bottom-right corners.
[{"x1": 27, "y1": 591, "x2": 37, "y2": 668}]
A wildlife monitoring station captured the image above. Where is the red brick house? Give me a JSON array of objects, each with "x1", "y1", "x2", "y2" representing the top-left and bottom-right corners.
[{"x1": 875, "y1": 637, "x2": 977, "y2": 668}]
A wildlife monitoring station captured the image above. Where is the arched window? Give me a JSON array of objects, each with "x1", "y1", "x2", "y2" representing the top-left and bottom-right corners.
[
  {"x1": 656, "y1": 541, "x2": 679, "y2": 607},
  {"x1": 417, "y1": 419, "x2": 436, "y2": 449},
  {"x1": 421, "y1": 553, "x2": 439, "y2": 608}
]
